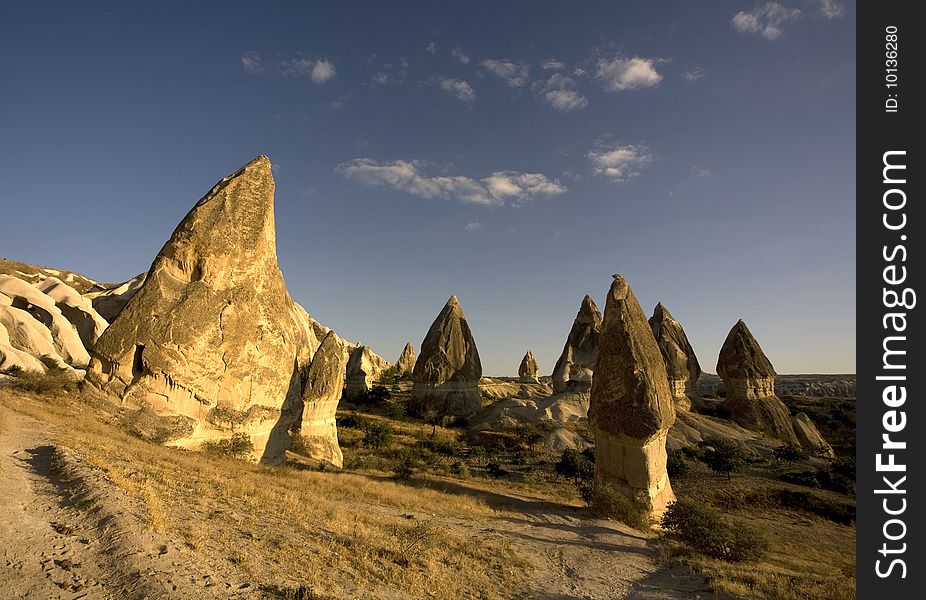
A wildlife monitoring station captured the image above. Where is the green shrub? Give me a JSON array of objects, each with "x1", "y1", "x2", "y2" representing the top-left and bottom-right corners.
[
  {"x1": 392, "y1": 454, "x2": 418, "y2": 480},
  {"x1": 485, "y1": 462, "x2": 508, "y2": 477},
  {"x1": 666, "y1": 449, "x2": 691, "y2": 477},
  {"x1": 6, "y1": 360, "x2": 76, "y2": 394},
  {"x1": 337, "y1": 413, "x2": 371, "y2": 430},
  {"x1": 362, "y1": 423, "x2": 393, "y2": 449},
  {"x1": 449, "y1": 461, "x2": 470, "y2": 478},
  {"x1": 661, "y1": 499, "x2": 768, "y2": 562},
  {"x1": 385, "y1": 401, "x2": 407, "y2": 419},
  {"x1": 555, "y1": 449, "x2": 595, "y2": 484},
  {"x1": 201, "y1": 433, "x2": 254, "y2": 458},
  {"x1": 699, "y1": 436, "x2": 750, "y2": 480},
  {"x1": 773, "y1": 441, "x2": 808, "y2": 465},
  {"x1": 584, "y1": 484, "x2": 650, "y2": 530}
]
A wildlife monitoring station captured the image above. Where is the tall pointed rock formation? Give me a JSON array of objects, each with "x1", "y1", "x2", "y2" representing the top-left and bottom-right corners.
[
  {"x1": 551, "y1": 295, "x2": 601, "y2": 394},
  {"x1": 409, "y1": 295, "x2": 482, "y2": 417},
  {"x1": 298, "y1": 331, "x2": 347, "y2": 467},
  {"x1": 589, "y1": 275, "x2": 676, "y2": 519},
  {"x1": 86, "y1": 156, "x2": 311, "y2": 463},
  {"x1": 395, "y1": 342, "x2": 416, "y2": 375},
  {"x1": 343, "y1": 345, "x2": 391, "y2": 399},
  {"x1": 518, "y1": 350, "x2": 539, "y2": 383},
  {"x1": 648, "y1": 303, "x2": 701, "y2": 411}
]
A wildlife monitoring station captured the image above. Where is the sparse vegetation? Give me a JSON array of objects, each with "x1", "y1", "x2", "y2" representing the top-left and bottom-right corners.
[
  {"x1": 584, "y1": 483, "x2": 650, "y2": 530},
  {"x1": 699, "y1": 436, "x2": 750, "y2": 480},
  {"x1": 201, "y1": 432, "x2": 254, "y2": 458},
  {"x1": 774, "y1": 441, "x2": 808, "y2": 465},
  {"x1": 361, "y1": 422, "x2": 394, "y2": 449},
  {"x1": 5, "y1": 359, "x2": 76, "y2": 394},
  {"x1": 554, "y1": 448, "x2": 594, "y2": 485},
  {"x1": 662, "y1": 499, "x2": 767, "y2": 562}
]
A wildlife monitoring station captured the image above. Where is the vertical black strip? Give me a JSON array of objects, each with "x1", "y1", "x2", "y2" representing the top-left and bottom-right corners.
[{"x1": 857, "y1": 1, "x2": 922, "y2": 596}]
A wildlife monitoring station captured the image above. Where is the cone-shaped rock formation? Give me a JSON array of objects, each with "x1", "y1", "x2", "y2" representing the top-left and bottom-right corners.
[
  {"x1": 589, "y1": 275, "x2": 676, "y2": 519},
  {"x1": 649, "y1": 303, "x2": 701, "y2": 411},
  {"x1": 395, "y1": 342, "x2": 416, "y2": 375},
  {"x1": 410, "y1": 295, "x2": 482, "y2": 417},
  {"x1": 551, "y1": 295, "x2": 601, "y2": 394},
  {"x1": 343, "y1": 345, "x2": 391, "y2": 399},
  {"x1": 298, "y1": 331, "x2": 348, "y2": 467},
  {"x1": 518, "y1": 350, "x2": 540, "y2": 383},
  {"x1": 86, "y1": 156, "x2": 312, "y2": 463}
]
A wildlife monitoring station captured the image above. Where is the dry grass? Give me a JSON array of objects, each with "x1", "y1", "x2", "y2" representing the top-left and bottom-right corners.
[
  {"x1": 2, "y1": 390, "x2": 528, "y2": 599},
  {"x1": 667, "y1": 461, "x2": 856, "y2": 600}
]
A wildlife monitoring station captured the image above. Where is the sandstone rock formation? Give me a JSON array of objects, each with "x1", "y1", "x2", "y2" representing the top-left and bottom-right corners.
[
  {"x1": 38, "y1": 277, "x2": 109, "y2": 348},
  {"x1": 518, "y1": 350, "x2": 539, "y2": 383},
  {"x1": 85, "y1": 156, "x2": 312, "y2": 463},
  {"x1": 85, "y1": 273, "x2": 147, "y2": 322},
  {"x1": 298, "y1": 331, "x2": 348, "y2": 467},
  {"x1": 551, "y1": 295, "x2": 601, "y2": 393},
  {"x1": 648, "y1": 303, "x2": 701, "y2": 411},
  {"x1": 0, "y1": 274, "x2": 92, "y2": 370},
  {"x1": 409, "y1": 295, "x2": 483, "y2": 417},
  {"x1": 791, "y1": 412, "x2": 836, "y2": 458},
  {"x1": 395, "y1": 342, "x2": 416, "y2": 375},
  {"x1": 343, "y1": 345, "x2": 391, "y2": 400},
  {"x1": 589, "y1": 275, "x2": 676, "y2": 519},
  {"x1": 716, "y1": 320, "x2": 798, "y2": 443}
]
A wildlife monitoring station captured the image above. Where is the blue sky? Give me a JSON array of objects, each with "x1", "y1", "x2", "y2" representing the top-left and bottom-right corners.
[{"x1": 0, "y1": 1, "x2": 855, "y2": 375}]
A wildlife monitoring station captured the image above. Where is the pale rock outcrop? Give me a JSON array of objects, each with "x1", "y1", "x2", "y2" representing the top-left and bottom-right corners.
[
  {"x1": 0, "y1": 275, "x2": 90, "y2": 368},
  {"x1": 716, "y1": 320, "x2": 798, "y2": 443},
  {"x1": 551, "y1": 295, "x2": 601, "y2": 393},
  {"x1": 791, "y1": 412, "x2": 836, "y2": 458},
  {"x1": 85, "y1": 273, "x2": 147, "y2": 322},
  {"x1": 85, "y1": 156, "x2": 310, "y2": 463},
  {"x1": 410, "y1": 295, "x2": 483, "y2": 417},
  {"x1": 298, "y1": 331, "x2": 347, "y2": 467},
  {"x1": 343, "y1": 345, "x2": 391, "y2": 400},
  {"x1": 395, "y1": 342, "x2": 416, "y2": 375},
  {"x1": 648, "y1": 303, "x2": 701, "y2": 411},
  {"x1": 38, "y1": 277, "x2": 109, "y2": 348},
  {"x1": 589, "y1": 275, "x2": 676, "y2": 519},
  {"x1": 0, "y1": 320, "x2": 47, "y2": 373},
  {"x1": 518, "y1": 350, "x2": 539, "y2": 383}
]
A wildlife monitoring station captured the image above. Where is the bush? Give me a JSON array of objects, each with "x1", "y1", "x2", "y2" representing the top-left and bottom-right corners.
[
  {"x1": 201, "y1": 433, "x2": 254, "y2": 459},
  {"x1": 485, "y1": 462, "x2": 508, "y2": 477},
  {"x1": 362, "y1": 423, "x2": 393, "y2": 449},
  {"x1": 449, "y1": 461, "x2": 470, "y2": 478},
  {"x1": 392, "y1": 454, "x2": 418, "y2": 480},
  {"x1": 555, "y1": 449, "x2": 595, "y2": 484},
  {"x1": 774, "y1": 441, "x2": 808, "y2": 465},
  {"x1": 699, "y1": 436, "x2": 750, "y2": 480},
  {"x1": 337, "y1": 413, "x2": 371, "y2": 430},
  {"x1": 584, "y1": 484, "x2": 650, "y2": 530},
  {"x1": 417, "y1": 438, "x2": 464, "y2": 458},
  {"x1": 666, "y1": 449, "x2": 691, "y2": 477},
  {"x1": 385, "y1": 401, "x2": 407, "y2": 419},
  {"x1": 6, "y1": 361, "x2": 76, "y2": 394},
  {"x1": 662, "y1": 499, "x2": 767, "y2": 562}
]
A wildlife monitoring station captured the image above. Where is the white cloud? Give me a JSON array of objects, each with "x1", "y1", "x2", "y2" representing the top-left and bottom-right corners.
[
  {"x1": 280, "y1": 56, "x2": 337, "y2": 83},
  {"x1": 439, "y1": 78, "x2": 477, "y2": 104},
  {"x1": 336, "y1": 159, "x2": 566, "y2": 206},
  {"x1": 463, "y1": 222, "x2": 482, "y2": 231},
  {"x1": 691, "y1": 166, "x2": 712, "y2": 178},
  {"x1": 542, "y1": 58, "x2": 566, "y2": 71},
  {"x1": 310, "y1": 59, "x2": 336, "y2": 83},
  {"x1": 451, "y1": 47, "x2": 470, "y2": 64},
  {"x1": 426, "y1": 42, "x2": 437, "y2": 55},
  {"x1": 587, "y1": 144, "x2": 653, "y2": 181},
  {"x1": 370, "y1": 60, "x2": 407, "y2": 86},
  {"x1": 241, "y1": 51, "x2": 264, "y2": 75},
  {"x1": 595, "y1": 56, "x2": 662, "y2": 92},
  {"x1": 816, "y1": 0, "x2": 845, "y2": 18},
  {"x1": 481, "y1": 59, "x2": 530, "y2": 88},
  {"x1": 534, "y1": 73, "x2": 588, "y2": 112},
  {"x1": 732, "y1": 3, "x2": 802, "y2": 40},
  {"x1": 684, "y1": 67, "x2": 704, "y2": 82}
]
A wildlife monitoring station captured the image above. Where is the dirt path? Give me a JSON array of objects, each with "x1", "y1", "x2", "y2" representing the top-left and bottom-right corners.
[{"x1": 0, "y1": 406, "x2": 250, "y2": 599}]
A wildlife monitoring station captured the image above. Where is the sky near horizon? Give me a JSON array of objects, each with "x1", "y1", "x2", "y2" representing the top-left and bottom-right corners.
[{"x1": 0, "y1": 1, "x2": 856, "y2": 375}]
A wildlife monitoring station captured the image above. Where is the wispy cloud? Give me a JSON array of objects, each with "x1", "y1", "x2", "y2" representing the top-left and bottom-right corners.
[
  {"x1": 732, "y1": 3, "x2": 802, "y2": 40},
  {"x1": 534, "y1": 73, "x2": 588, "y2": 112},
  {"x1": 691, "y1": 166, "x2": 712, "y2": 178},
  {"x1": 587, "y1": 143, "x2": 654, "y2": 182},
  {"x1": 463, "y1": 221, "x2": 482, "y2": 231},
  {"x1": 451, "y1": 46, "x2": 470, "y2": 64},
  {"x1": 336, "y1": 159, "x2": 567, "y2": 206},
  {"x1": 370, "y1": 59, "x2": 407, "y2": 86},
  {"x1": 426, "y1": 42, "x2": 438, "y2": 55},
  {"x1": 595, "y1": 56, "x2": 662, "y2": 92},
  {"x1": 242, "y1": 52, "x2": 336, "y2": 83},
  {"x1": 481, "y1": 59, "x2": 530, "y2": 88},
  {"x1": 241, "y1": 51, "x2": 264, "y2": 75},
  {"x1": 683, "y1": 66, "x2": 705, "y2": 82},
  {"x1": 816, "y1": 0, "x2": 845, "y2": 19},
  {"x1": 541, "y1": 59, "x2": 566, "y2": 71},
  {"x1": 439, "y1": 78, "x2": 477, "y2": 104}
]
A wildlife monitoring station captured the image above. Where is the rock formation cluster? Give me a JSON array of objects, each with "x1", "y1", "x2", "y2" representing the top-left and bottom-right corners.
[
  {"x1": 409, "y1": 295, "x2": 483, "y2": 417},
  {"x1": 343, "y1": 345, "x2": 391, "y2": 399},
  {"x1": 589, "y1": 275, "x2": 676, "y2": 518},
  {"x1": 395, "y1": 342, "x2": 416, "y2": 375},
  {"x1": 648, "y1": 303, "x2": 701, "y2": 411},
  {"x1": 85, "y1": 156, "x2": 318, "y2": 463},
  {"x1": 518, "y1": 350, "x2": 539, "y2": 383},
  {"x1": 551, "y1": 295, "x2": 601, "y2": 394}
]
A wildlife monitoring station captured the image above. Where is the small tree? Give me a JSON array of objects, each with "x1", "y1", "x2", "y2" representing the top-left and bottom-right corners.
[
  {"x1": 362, "y1": 422, "x2": 393, "y2": 449},
  {"x1": 774, "y1": 441, "x2": 808, "y2": 465},
  {"x1": 699, "y1": 436, "x2": 749, "y2": 480},
  {"x1": 555, "y1": 449, "x2": 595, "y2": 485}
]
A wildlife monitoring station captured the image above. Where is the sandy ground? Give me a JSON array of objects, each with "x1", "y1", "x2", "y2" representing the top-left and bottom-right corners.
[{"x1": 0, "y1": 403, "x2": 710, "y2": 599}]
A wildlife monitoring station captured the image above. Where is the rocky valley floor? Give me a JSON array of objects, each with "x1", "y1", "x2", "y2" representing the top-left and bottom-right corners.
[{"x1": 0, "y1": 388, "x2": 712, "y2": 600}]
